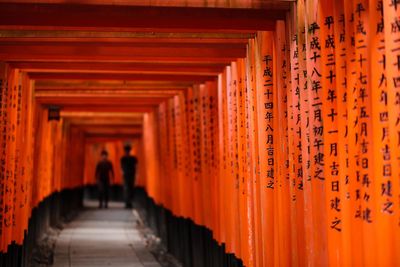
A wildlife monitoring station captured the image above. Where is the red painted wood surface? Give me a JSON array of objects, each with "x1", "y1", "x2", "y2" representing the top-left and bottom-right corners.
[{"x1": 1, "y1": 1, "x2": 400, "y2": 266}]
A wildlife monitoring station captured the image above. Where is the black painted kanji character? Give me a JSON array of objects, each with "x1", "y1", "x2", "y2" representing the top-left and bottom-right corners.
[
  {"x1": 308, "y1": 22, "x2": 320, "y2": 34},
  {"x1": 330, "y1": 217, "x2": 342, "y2": 232},
  {"x1": 325, "y1": 16, "x2": 334, "y2": 29}
]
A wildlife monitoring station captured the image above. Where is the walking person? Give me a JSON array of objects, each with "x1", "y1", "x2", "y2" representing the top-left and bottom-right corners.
[
  {"x1": 120, "y1": 144, "x2": 138, "y2": 209},
  {"x1": 95, "y1": 150, "x2": 114, "y2": 209}
]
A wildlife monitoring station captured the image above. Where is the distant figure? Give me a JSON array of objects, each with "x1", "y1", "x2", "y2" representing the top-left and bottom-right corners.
[
  {"x1": 95, "y1": 150, "x2": 114, "y2": 209},
  {"x1": 120, "y1": 144, "x2": 138, "y2": 209}
]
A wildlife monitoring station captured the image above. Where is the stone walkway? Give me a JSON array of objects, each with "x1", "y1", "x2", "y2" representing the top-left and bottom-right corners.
[{"x1": 52, "y1": 201, "x2": 161, "y2": 267}]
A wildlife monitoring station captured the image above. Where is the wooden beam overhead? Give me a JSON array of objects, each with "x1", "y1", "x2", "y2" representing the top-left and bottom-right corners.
[
  {"x1": 0, "y1": 3, "x2": 286, "y2": 32},
  {"x1": 0, "y1": 43, "x2": 245, "y2": 62},
  {"x1": 35, "y1": 88, "x2": 184, "y2": 94},
  {"x1": 9, "y1": 62, "x2": 226, "y2": 75},
  {"x1": 0, "y1": 2, "x2": 275, "y2": 118},
  {"x1": 84, "y1": 132, "x2": 143, "y2": 137},
  {"x1": 36, "y1": 96, "x2": 168, "y2": 105},
  {"x1": 36, "y1": 93, "x2": 179, "y2": 99},
  {"x1": 75, "y1": 124, "x2": 143, "y2": 130},
  {"x1": 60, "y1": 106, "x2": 155, "y2": 112},
  {"x1": 34, "y1": 80, "x2": 192, "y2": 89},
  {"x1": 0, "y1": 0, "x2": 292, "y2": 10},
  {"x1": 35, "y1": 88, "x2": 186, "y2": 95},
  {"x1": 66, "y1": 118, "x2": 143, "y2": 126},
  {"x1": 84, "y1": 134, "x2": 142, "y2": 142},
  {"x1": 60, "y1": 111, "x2": 143, "y2": 118},
  {"x1": 29, "y1": 72, "x2": 216, "y2": 82},
  {"x1": 0, "y1": 41, "x2": 246, "y2": 48},
  {"x1": 74, "y1": 125, "x2": 143, "y2": 135},
  {"x1": 35, "y1": 90, "x2": 180, "y2": 99},
  {"x1": 0, "y1": 30, "x2": 252, "y2": 43}
]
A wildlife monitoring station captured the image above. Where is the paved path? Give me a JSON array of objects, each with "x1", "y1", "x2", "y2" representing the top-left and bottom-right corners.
[{"x1": 52, "y1": 202, "x2": 161, "y2": 267}]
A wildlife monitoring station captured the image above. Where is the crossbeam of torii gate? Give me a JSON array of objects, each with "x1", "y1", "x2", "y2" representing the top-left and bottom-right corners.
[{"x1": 0, "y1": 1, "x2": 400, "y2": 267}]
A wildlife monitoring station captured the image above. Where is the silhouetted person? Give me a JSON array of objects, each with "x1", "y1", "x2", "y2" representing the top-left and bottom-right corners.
[
  {"x1": 95, "y1": 150, "x2": 114, "y2": 209},
  {"x1": 120, "y1": 144, "x2": 138, "y2": 209}
]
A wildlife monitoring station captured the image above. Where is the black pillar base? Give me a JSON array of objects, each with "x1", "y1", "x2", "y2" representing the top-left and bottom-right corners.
[
  {"x1": 135, "y1": 187, "x2": 244, "y2": 267},
  {"x1": 0, "y1": 187, "x2": 83, "y2": 267}
]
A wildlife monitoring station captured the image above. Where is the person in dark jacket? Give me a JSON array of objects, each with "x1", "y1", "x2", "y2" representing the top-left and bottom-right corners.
[
  {"x1": 120, "y1": 144, "x2": 138, "y2": 209},
  {"x1": 95, "y1": 150, "x2": 114, "y2": 209}
]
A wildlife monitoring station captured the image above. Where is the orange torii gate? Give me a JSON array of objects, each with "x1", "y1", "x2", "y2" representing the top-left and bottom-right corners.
[{"x1": 0, "y1": 1, "x2": 399, "y2": 266}]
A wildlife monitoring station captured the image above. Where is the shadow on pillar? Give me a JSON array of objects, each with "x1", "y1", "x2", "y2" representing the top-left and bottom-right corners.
[
  {"x1": 135, "y1": 187, "x2": 244, "y2": 267},
  {"x1": 0, "y1": 188, "x2": 83, "y2": 267}
]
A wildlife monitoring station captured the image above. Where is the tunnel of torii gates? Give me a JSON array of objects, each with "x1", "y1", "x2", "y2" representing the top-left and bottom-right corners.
[{"x1": 0, "y1": 0, "x2": 399, "y2": 266}]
